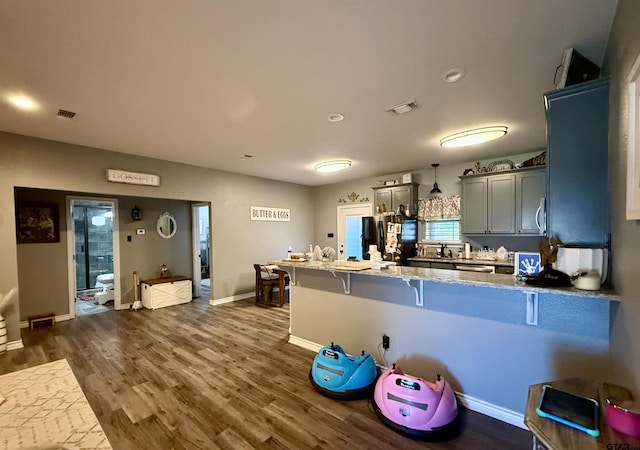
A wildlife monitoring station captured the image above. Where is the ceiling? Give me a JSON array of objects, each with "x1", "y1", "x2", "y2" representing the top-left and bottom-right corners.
[{"x1": 0, "y1": 1, "x2": 618, "y2": 186}]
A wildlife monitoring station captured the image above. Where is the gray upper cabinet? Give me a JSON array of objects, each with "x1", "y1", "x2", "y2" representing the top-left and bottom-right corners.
[
  {"x1": 516, "y1": 169, "x2": 546, "y2": 235},
  {"x1": 488, "y1": 174, "x2": 516, "y2": 233},
  {"x1": 373, "y1": 183, "x2": 419, "y2": 216},
  {"x1": 461, "y1": 178, "x2": 487, "y2": 233},
  {"x1": 462, "y1": 174, "x2": 515, "y2": 234},
  {"x1": 544, "y1": 78, "x2": 610, "y2": 246},
  {"x1": 461, "y1": 167, "x2": 545, "y2": 235}
]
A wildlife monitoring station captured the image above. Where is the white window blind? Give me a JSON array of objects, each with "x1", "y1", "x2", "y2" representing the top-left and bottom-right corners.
[{"x1": 423, "y1": 218, "x2": 460, "y2": 242}]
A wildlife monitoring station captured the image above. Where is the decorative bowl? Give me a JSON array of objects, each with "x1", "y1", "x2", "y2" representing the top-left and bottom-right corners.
[{"x1": 606, "y1": 399, "x2": 640, "y2": 438}]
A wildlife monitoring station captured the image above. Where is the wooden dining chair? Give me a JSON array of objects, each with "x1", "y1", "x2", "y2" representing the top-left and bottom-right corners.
[{"x1": 253, "y1": 264, "x2": 279, "y2": 307}]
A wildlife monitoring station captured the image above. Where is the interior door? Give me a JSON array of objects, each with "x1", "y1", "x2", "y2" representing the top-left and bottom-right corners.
[{"x1": 337, "y1": 204, "x2": 373, "y2": 260}]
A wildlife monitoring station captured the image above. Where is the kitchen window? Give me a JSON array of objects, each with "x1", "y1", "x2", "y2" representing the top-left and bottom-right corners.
[
  {"x1": 418, "y1": 195, "x2": 461, "y2": 242},
  {"x1": 423, "y1": 218, "x2": 460, "y2": 242}
]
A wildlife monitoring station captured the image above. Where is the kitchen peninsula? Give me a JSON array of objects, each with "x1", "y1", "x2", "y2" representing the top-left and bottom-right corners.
[{"x1": 277, "y1": 260, "x2": 618, "y2": 427}]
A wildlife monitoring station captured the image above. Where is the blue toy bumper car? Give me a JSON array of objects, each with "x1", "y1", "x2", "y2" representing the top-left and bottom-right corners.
[{"x1": 309, "y1": 342, "x2": 378, "y2": 399}]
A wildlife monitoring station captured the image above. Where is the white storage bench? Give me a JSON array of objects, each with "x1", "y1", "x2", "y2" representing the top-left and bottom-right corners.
[{"x1": 140, "y1": 276, "x2": 192, "y2": 309}]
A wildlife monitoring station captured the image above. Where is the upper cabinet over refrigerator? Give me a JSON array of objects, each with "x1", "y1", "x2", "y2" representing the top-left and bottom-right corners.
[{"x1": 544, "y1": 77, "x2": 610, "y2": 247}]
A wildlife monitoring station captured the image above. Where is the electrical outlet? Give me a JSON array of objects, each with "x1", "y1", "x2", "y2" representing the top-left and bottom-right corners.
[{"x1": 382, "y1": 334, "x2": 390, "y2": 349}]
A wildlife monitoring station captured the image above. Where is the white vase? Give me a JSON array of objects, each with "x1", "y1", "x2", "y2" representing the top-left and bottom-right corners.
[{"x1": 0, "y1": 313, "x2": 7, "y2": 354}]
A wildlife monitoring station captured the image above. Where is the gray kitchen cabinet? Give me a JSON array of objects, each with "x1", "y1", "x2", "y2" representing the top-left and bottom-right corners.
[
  {"x1": 461, "y1": 174, "x2": 515, "y2": 234},
  {"x1": 544, "y1": 78, "x2": 609, "y2": 246},
  {"x1": 516, "y1": 169, "x2": 546, "y2": 235},
  {"x1": 461, "y1": 167, "x2": 545, "y2": 235},
  {"x1": 461, "y1": 178, "x2": 487, "y2": 233},
  {"x1": 488, "y1": 174, "x2": 516, "y2": 233},
  {"x1": 373, "y1": 183, "x2": 419, "y2": 216}
]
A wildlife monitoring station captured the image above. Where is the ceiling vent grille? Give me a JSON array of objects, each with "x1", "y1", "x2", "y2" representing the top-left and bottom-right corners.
[
  {"x1": 386, "y1": 100, "x2": 421, "y2": 116},
  {"x1": 56, "y1": 109, "x2": 76, "y2": 119}
]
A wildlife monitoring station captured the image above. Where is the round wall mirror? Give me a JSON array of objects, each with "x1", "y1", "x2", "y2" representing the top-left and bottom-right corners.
[{"x1": 157, "y1": 211, "x2": 177, "y2": 239}]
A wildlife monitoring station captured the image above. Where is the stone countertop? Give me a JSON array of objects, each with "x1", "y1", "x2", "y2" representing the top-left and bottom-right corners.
[
  {"x1": 274, "y1": 260, "x2": 620, "y2": 302},
  {"x1": 408, "y1": 256, "x2": 515, "y2": 267}
]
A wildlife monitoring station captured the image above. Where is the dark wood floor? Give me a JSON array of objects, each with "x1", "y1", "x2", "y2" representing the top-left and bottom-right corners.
[{"x1": 0, "y1": 296, "x2": 532, "y2": 449}]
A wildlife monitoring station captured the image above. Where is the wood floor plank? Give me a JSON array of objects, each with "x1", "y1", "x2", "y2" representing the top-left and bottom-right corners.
[{"x1": 0, "y1": 296, "x2": 532, "y2": 449}]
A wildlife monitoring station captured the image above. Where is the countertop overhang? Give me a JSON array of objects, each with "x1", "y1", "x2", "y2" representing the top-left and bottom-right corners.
[{"x1": 275, "y1": 260, "x2": 619, "y2": 302}]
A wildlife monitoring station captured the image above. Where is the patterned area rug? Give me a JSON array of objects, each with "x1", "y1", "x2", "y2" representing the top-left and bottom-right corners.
[{"x1": 0, "y1": 359, "x2": 112, "y2": 449}]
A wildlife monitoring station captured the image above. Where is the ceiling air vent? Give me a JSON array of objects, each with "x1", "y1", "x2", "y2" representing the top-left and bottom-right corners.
[
  {"x1": 56, "y1": 109, "x2": 76, "y2": 119},
  {"x1": 386, "y1": 100, "x2": 421, "y2": 116}
]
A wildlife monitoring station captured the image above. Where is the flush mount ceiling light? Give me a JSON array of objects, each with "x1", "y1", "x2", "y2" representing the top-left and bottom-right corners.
[
  {"x1": 430, "y1": 163, "x2": 442, "y2": 194},
  {"x1": 386, "y1": 100, "x2": 421, "y2": 116},
  {"x1": 328, "y1": 113, "x2": 344, "y2": 122},
  {"x1": 440, "y1": 126, "x2": 508, "y2": 148},
  {"x1": 443, "y1": 68, "x2": 466, "y2": 83},
  {"x1": 314, "y1": 160, "x2": 352, "y2": 173}
]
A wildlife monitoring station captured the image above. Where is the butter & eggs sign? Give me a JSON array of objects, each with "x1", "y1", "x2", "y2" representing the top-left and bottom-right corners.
[{"x1": 250, "y1": 206, "x2": 290, "y2": 222}]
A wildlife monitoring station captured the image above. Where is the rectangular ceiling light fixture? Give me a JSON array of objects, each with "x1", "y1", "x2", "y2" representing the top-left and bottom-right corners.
[{"x1": 386, "y1": 100, "x2": 421, "y2": 116}]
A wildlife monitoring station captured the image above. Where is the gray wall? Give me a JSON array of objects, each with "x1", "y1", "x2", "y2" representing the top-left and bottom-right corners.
[
  {"x1": 15, "y1": 189, "x2": 193, "y2": 319},
  {"x1": 290, "y1": 269, "x2": 611, "y2": 416},
  {"x1": 1, "y1": 131, "x2": 314, "y2": 342},
  {"x1": 603, "y1": 0, "x2": 640, "y2": 395}
]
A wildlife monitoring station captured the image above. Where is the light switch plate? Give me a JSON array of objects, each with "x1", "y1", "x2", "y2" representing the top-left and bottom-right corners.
[{"x1": 136, "y1": 228, "x2": 145, "y2": 235}]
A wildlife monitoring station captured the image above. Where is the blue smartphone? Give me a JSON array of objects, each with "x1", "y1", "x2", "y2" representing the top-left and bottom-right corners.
[{"x1": 536, "y1": 384, "x2": 600, "y2": 437}]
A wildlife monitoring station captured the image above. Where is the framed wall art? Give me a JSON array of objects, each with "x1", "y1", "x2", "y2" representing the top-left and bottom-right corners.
[
  {"x1": 16, "y1": 202, "x2": 60, "y2": 243},
  {"x1": 627, "y1": 51, "x2": 640, "y2": 220}
]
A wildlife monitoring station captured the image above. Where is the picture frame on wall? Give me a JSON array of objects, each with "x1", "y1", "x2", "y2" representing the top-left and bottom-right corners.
[
  {"x1": 627, "y1": 51, "x2": 640, "y2": 220},
  {"x1": 16, "y1": 202, "x2": 60, "y2": 244}
]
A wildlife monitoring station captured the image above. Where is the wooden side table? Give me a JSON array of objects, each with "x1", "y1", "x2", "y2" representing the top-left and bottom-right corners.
[{"x1": 525, "y1": 378, "x2": 640, "y2": 450}]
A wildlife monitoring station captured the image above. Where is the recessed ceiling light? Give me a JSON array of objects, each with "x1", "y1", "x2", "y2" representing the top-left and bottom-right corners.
[
  {"x1": 328, "y1": 113, "x2": 344, "y2": 122},
  {"x1": 440, "y1": 126, "x2": 508, "y2": 148},
  {"x1": 314, "y1": 160, "x2": 352, "y2": 173},
  {"x1": 443, "y1": 68, "x2": 466, "y2": 83},
  {"x1": 8, "y1": 95, "x2": 38, "y2": 111}
]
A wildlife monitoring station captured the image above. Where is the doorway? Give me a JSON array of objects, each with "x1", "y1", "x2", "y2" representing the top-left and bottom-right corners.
[
  {"x1": 192, "y1": 203, "x2": 211, "y2": 301},
  {"x1": 337, "y1": 204, "x2": 373, "y2": 260},
  {"x1": 66, "y1": 196, "x2": 121, "y2": 317}
]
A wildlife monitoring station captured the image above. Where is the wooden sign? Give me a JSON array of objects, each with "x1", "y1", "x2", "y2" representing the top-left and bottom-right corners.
[
  {"x1": 250, "y1": 206, "x2": 290, "y2": 222},
  {"x1": 107, "y1": 169, "x2": 160, "y2": 186}
]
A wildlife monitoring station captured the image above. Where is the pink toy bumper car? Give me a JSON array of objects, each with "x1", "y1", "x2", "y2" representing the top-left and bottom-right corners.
[{"x1": 372, "y1": 364, "x2": 459, "y2": 439}]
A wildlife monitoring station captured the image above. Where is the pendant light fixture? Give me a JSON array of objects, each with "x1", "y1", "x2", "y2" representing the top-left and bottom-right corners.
[{"x1": 430, "y1": 163, "x2": 442, "y2": 194}]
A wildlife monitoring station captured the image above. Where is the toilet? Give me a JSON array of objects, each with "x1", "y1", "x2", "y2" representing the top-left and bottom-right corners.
[{"x1": 95, "y1": 273, "x2": 115, "y2": 305}]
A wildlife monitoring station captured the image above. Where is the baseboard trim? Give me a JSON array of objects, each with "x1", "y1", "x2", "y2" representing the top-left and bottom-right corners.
[
  {"x1": 288, "y1": 334, "x2": 526, "y2": 430},
  {"x1": 7, "y1": 339, "x2": 24, "y2": 351},
  {"x1": 210, "y1": 292, "x2": 253, "y2": 306},
  {"x1": 288, "y1": 335, "x2": 323, "y2": 353},
  {"x1": 456, "y1": 392, "x2": 526, "y2": 429}
]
